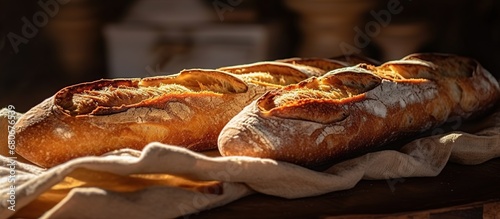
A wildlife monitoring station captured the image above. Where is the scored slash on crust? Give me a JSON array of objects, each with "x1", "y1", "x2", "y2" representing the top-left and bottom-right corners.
[{"x1": 218, "y1": 53, "x2": 500, "y2": 166}]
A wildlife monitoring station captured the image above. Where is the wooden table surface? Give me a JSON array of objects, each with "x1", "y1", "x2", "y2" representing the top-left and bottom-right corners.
[{"x1": 189, "y1": 158, "x2": 500, "y2": 218}]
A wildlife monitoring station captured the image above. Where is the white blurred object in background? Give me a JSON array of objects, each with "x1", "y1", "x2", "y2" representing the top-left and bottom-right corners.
[{"x1": 105, "y1": 0, "x2": 284, "y2": 78}]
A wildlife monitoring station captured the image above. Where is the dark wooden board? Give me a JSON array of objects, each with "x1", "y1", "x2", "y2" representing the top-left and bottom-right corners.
[{"x1": 188, "y1": 158, "x2": 500, "y2": 218}]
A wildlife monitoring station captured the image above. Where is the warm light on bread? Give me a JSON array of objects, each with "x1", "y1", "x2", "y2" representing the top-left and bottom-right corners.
[
  {"x1": 14, "y1": 58, "x2": 357, "y2": 168},
  {"x1": 218, "y1": 53, "x2": 500, "y2": 166}
]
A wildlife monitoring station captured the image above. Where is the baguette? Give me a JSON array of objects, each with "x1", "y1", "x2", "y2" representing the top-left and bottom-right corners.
[
  {"x1": 14, "y1": 58, "x2": 357, "y2": 167},
  {"x1": 276, "y1": 55, "x2": 381, "y2": 69},
  {"x1": 218, "y1": 53, "x2": 500, "y2": 166}
]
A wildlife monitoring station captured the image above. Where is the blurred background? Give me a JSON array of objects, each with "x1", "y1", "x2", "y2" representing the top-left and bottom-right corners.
[{"x1": 1, "y1": 0, "x2": 499, "y2": 112}]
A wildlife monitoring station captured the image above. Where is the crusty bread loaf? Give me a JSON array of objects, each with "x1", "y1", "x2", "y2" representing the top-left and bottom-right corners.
[
  {"x1": 14, "y1": 58, "x2": 360, "y2": 168},
  {"x1": 218, "y1": 53, "x2": 500, "y2": 166},
  {"x1": 277, "y1": 55, "x2": 381, "y2": 69}
]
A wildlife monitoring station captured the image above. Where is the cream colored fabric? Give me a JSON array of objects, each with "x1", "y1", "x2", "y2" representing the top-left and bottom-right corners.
[{"x1": 1, "y1": 107, "x2": 500, "y2": 219}]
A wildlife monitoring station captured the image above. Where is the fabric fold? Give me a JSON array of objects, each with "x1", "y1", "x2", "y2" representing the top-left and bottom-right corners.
[{"x1": 1, "y1": 107, "x2": 500, "y2": 219}]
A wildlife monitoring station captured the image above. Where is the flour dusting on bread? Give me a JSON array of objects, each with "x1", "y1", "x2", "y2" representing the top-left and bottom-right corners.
[
  {"x1": 219, "y1": 53, "x2": 500, "y2": 166},
  {"x1": 17, "y1": 58, "x2": 355, "y2": 167}
]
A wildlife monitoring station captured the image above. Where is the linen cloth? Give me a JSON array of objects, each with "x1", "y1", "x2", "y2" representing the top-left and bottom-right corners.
[{"x1": 1, "y1": 107, "x2": 499, "y2": 219}]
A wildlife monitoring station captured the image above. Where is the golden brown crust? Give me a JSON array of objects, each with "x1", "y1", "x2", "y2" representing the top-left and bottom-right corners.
[
  {"x1": 218, "y1": 53, "x2": 500, "y2": 166},
  {"x1": 15, "y1": 58, "x2": 365, "y2": 168},
  {"x1": 14, "y1": 70, "x2": 268, "y2": 167},
  {"x1": 218, "y1": 61, "x2": 325, "y2": 78},
  {"x1": 275, "y1": 55, "x2": 380, "y2": 73},
  {"x1": 330, "y1": 54, "x2": 382, "y2": 66},
  {"x1": 275, "y1": 57, "x2": 349, "y2": 72}
]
